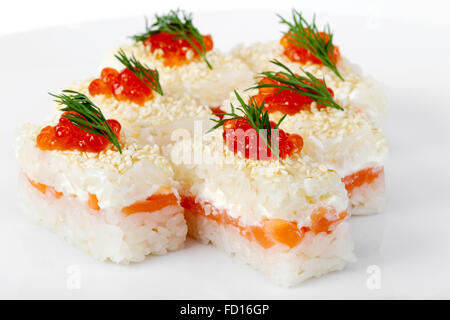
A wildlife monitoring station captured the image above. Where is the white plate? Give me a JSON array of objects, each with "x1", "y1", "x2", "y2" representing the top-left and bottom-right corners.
[{"x1": 1, "y1": 11, "x2": 450, "y2": 299}]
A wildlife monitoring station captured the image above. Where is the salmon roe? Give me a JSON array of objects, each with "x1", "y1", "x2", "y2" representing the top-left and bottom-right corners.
[
  {"x1": 222, "y1": 118, "x2": 303, "y2": 160},
  {"x1": 36, "y1": 111, "x2": 121, "y2": 153},
  {"x1": 252, "y1": 75, "x2": 334, "y2": 115},
  {"x1": 280, "y1": 32, "x2": 341, "y2": 65},
  {"x1": 89, "y1": 67, "x2": 157, "y2": 106},
  {"x1": 143, "y1": 32, "x2": 213, "y2": 67}
]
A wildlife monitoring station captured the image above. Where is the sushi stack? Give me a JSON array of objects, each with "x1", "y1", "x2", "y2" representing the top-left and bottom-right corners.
[
  {"x1": 171, "y1": 110, "x2": 355, "y2": 286},
  {"x1": 14, "y1": 9, "x2": 387, "y2": 286},
  {"x1": 16, "y1": 105, "x2": 186, "y2": 263},
  {"x1": 221, "y1": 61, "x2": 388, "y2": 215}
]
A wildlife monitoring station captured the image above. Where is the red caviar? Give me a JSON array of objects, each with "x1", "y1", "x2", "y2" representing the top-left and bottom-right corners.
[
  {"x1": 143, "y1": 32, "x2": 213, "y2": 67},
  {"x1": 36, "y1": 112, "x2": 121, "y2": 153},
  {"x1": 280, "y1": 33, "x2": 341, "y2": 65},
  {"x1": 222, "y1": 118, "x2": 303, "y2": 160},
  {"x1": 252, "y1": 75, "x2": 334, "y2": 115},
  {"x1": 89, "y1": 67, "x2": 157, "y2": 106}
]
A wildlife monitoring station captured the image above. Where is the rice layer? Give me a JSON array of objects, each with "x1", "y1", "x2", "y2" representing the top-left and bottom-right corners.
[
  {"x1": 168, "y1": 129, "x2": 348, "y2": 226},
  {"x1": 346, "y1": 168, "x2": 386, "y2": 215},
  {"x1": 20, "y1": 174, "x2": 186, "y2": 263},
  {"x1": 185, "y1": 209, "x2": 354, "y2": 287}
]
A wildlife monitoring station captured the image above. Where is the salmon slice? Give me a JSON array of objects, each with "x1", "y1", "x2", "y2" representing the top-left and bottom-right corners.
[
  {"x1": 342, "y1": 166, "x2": 384, "y2": 194},
  {"x1": 27, "y1": 177, "x2": 178, "y2": 215},
  {"x1": 263, "y1": 219, "x2": 302, "y2": 249},
  {"x1": 181, "y1": 196, "x2": 347, "y2": 250},
  {"x1": 88, "y1": 194, "x2": 100, "y2": 211},
  {"x1": 121, "y1": 193, "x2": 179, "y2": 215},
  {"x1": 27, "y1": 177, "x2": 62, "y2": 199}
]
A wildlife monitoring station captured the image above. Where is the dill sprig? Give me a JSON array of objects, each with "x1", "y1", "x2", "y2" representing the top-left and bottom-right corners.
[
  {"x1": 115, "y1": 49, "x2": 163, "y2": 96},
  {"x1": 50, "y1": 90, "x2": 122, "y2": 153},
  {"x1": 131, "y1": 10, "x2": 212, "y2": 69},
  {"x1": 279, "y1": 10, "x2": 344, "y2": 80},
  {"x1": 249, "y1": 59, "x2": 343, "y2": 111},
  {"x1": 208, "y1": 90, "x2": 287, "y2": 160}
]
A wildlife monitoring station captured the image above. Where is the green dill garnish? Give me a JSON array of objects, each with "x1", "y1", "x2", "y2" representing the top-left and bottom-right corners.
[
  {"x1": 131, "y1": 10, "x2": 212, "y2": 69},
  {"x1": 279, "y1": 10, "x2": 343, "y2": 80},
  {"x1": 249, "y1": 59, "x2": 343, "y2": 111},
  {"x1": 208, "y1": 90, "x2": 287, "y2": 160},
  {"x1": 50, "y1": 90, "x2": 122, "y2": 153},
  {"x1": 115, "y1": 49, "x2": 163, "y2": 96}
]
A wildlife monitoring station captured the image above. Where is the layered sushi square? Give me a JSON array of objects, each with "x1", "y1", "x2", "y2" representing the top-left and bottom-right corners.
[
  {"x1": 100, "y1": 10, "x2": 254, "y2": 107},
  {"x1": 221, "y1": 61, "x2": 388, "y2": 215},
  {"x1": 280, "y1": 109, "x2": 387, "y2": 215},
  {"x1": 232, "y1": 11, "x2": 386, "y2": 127},
  {"x1": 12, "y1": 9, "x2": 390, "y2": 286},
  {"x1": 67, "y1": 50, "x2": 214, "y2": 146},
  {"x1": 70, "y1": 79, "x2": 213, "y2": 147},
  {"x1": 15, "y1": 92, "x2": 186, "y2": 263},
  {"x1": 168, "y1": 97, "x2": 355, "y2": 286}
]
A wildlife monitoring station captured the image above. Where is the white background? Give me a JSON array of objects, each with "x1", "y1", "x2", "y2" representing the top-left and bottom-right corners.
[
  {"x1": 1, "y1": 0, "x2": 450, "y2": 299},
  {"x1": 1, "y1": 0, "x2": 450, "y2": 36}
]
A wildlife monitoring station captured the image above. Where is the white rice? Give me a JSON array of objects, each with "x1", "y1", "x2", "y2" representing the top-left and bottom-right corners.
[
  {"x1": 186, "y1": 210, "x2": 355, "y2": 287},
  {"x1": 167, "y1": 129, "x2": 349, "y2": 226},
  {"x1": 347, "y1": 169, "x2": 386, "y2": 215},
  {"x1": 19, "y1": 174, "x2": 187, "y2": 264}
]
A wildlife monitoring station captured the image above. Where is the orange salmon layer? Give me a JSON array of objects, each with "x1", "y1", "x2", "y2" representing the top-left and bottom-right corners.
[
  {"x1": 26, "y1": 177, "x2": 179, "y2": 215},
  {"x1": 342, "y1": 166, "x2": 384, "y2": 195},
  {"x1": 181, "y1": 196, "x2": 347, "y2": 250}
]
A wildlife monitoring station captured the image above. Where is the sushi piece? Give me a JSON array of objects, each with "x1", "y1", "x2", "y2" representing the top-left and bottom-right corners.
[
  {"x1": 15, "y1": 91, "x2": 186, "y2": 263},
  {"x1": 100, "y1": 10, "x2": 254, "y2": 107},
  {"x1": 231, "y1": 10, "x2": 386, "y2": 127},
  {"x1": 69, "y1": 50, "x2": 213, "y2": 146},
  {"x1": 168, "y1": 92, "x2": 355, "y2": 286},
  {"x1": 221, "y1": 62, "x2": 387, "y2": 215}
]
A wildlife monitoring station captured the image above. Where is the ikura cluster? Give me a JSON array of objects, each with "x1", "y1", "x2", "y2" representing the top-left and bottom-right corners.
[
  {"x1": 252, "y1": 75, "x2": 334, "y2": 115},
  {"x1": 222, "y1": 118, "x2": 303, "y2": 160},
  {"x1": 280, "y1": 32, "x2": 341, "y2": 66},
  {"x1": 143, "y1": 32, "x2": 213, "y2": 67},
  {"x1": 36, "y1": 112, "x2": 121, "y2": 153},
  {"x1": 89, "y1": 67, "x2": 156, "y2": 106}
]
